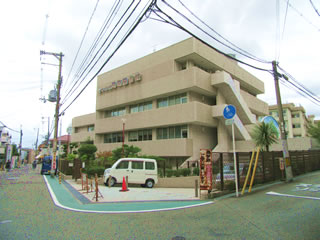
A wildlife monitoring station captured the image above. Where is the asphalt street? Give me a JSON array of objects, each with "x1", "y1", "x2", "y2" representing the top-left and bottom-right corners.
[{"x1": 1, "y1": 165, "x2": 320, "y2": 239}]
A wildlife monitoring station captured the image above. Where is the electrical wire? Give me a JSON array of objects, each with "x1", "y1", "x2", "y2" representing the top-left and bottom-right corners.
[
  {"x1": 162, "y1": 0, "x2": 271, "y2": 65},
  {"x1": 64, "y1": 0, "x2": 101, "y2": 87},
  {"x1": 63, "y1": 0, "x2": 123, "y2": 102},
  {"x1": 176, "y1": 0, "x2": 271, "y2": 64},
  {"x1": 309, "y1": 0, "x2": 320, "y2": 17},
  {"x1": 282, "y1": 0, "x2": 320, "y2": 32},
  {"x1": 60, "y1": 0, "x2": 155, "y2": 115},
  {"x1": 0, "y1": 121, "x2": 20, "y2": 133},
  {"x1": 62, "y1": 0, "x2": 127, "y2": 105},
  {"x1": 278, "y1": 65, "x2": 320, "y2": 102},
  {"x1": 152, "y1": 1, "x2": 272, "y2": 72},
  {"x1": 277, "y1": 0, "x2": 290, "y2": 62}
]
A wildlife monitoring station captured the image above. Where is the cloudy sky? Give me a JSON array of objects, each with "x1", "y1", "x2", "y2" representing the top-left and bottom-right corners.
[{"x1": 1, "y1": 0, "x2": 319, "y2": 148}]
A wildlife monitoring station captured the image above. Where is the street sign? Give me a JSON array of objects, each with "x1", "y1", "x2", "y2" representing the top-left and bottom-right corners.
[
  {"x1": 223, "y1": 105, "x2": 236, "y2": 119},
  {"x1": 225, "y1": 119, "x2": 234, "y2": 125}
]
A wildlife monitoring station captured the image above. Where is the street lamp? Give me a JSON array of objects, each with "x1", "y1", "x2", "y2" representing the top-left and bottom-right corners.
[{"x1": 121, "y1": 118, "x2": 126, "y2": 157}]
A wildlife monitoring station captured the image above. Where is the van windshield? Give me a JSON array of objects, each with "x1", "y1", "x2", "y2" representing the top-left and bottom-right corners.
[{"x1": 116, "y1": 161, "x2": 129, "y2": 169}]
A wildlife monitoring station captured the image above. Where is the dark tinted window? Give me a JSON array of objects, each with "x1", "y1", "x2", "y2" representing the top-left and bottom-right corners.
[
  {"x1": 116, "y1": 161, "x2": 129, "y2": 169},
  {"x1": 145, "y1": 162, "x2": 155, "y2": 170}
]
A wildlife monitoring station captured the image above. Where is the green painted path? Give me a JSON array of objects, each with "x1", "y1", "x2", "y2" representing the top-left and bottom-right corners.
[{"x1": 44, "y1": 175, "x2": 213, "y2": 213}]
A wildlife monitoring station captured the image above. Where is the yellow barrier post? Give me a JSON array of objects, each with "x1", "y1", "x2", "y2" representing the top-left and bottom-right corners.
[
  {"x1": 248, "y1": 148, "x2": 260, "y2": 193},
  {"x1": 241, "y1": 149, "x2": 256, "y2": 195}
]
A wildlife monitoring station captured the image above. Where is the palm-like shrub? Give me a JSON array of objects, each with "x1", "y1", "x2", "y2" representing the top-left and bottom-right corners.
[{"x1": 251, "y1": 122, "x2": 279, "y2": 151}]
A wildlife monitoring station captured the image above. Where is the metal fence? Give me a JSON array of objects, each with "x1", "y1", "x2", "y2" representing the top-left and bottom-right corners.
[{"x1": 213, "y1": 150, "x2": 320, "y2": 191}]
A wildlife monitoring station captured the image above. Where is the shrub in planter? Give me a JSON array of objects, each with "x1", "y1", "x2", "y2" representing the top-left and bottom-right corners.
[
  {"x1": 193, "y1": 167, "x2": 199, "y2": 176},
  {"x1": 174, "y1": 169, "x2": 180, "y2": 177},
  {"x1": 166, "y1": 169, "x2": 174, "y2": 178},
  {"x1": 181, "y1": 168, "x2": 191, "y2": 176},
  {"x1": 83, "y1": 166, "x2": 105, "y2": 178}
]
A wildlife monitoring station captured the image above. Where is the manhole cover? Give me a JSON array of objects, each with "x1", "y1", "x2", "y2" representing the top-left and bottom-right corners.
[{"x1": 171, "y1": 236, "x2": 186, "y2": 240}]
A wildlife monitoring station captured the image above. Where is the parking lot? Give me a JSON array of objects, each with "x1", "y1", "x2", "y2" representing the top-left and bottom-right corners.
[{"x1": 64, "y1": 179, "x2": 199, "y2": 203}]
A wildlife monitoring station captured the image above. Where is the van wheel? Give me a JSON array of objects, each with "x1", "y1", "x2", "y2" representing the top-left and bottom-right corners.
[
  {"x1": 145, "y1": 180, "x2": 154, "y2": 188},
  {"x1": 106, "y1": 177, "x2": 116, "y2": 187}
]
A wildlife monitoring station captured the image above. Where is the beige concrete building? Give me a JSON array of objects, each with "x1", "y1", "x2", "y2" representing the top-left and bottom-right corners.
[
  {"x1": 71, "y1": 38, "x2": 269, "y2": 165},
  {"x1": 269, "y1": 103, "x2": 314, "y2": 138}
]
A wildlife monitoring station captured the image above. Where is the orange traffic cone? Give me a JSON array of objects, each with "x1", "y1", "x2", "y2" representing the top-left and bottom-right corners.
[{"x1": 119, "y1": 176, "x2": 129, "y2": 192}]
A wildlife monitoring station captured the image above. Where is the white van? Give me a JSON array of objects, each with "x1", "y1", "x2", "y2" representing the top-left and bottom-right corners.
[{"x1": 103, "y1": 158, "x2": 158, "y2": 188}]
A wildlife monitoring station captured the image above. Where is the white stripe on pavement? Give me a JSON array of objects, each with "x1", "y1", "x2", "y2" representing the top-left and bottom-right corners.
[{"x1": 266, "y1": 191, "x2": 320, "y2": 200}]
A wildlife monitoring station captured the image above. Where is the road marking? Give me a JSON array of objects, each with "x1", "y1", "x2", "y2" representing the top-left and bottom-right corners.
[
  {"x1": 0, "y1": 220, "x2": 12, "y2": 224},
  {"x1": 266, "y1": 191, "x2": 320, "y2": 200}
]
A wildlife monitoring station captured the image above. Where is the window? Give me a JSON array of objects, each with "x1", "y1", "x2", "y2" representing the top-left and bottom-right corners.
[
  {"x1": 293, "y1": 124, "x2": 301, "y2": 128},
  {"x1": 292, "y1": 113, "x2": 300, "y2": 118},
  {"x1": 132, "y1": 161, "x2": 143, "y2": 169},
  {"x1": 146, "y1": 162, "x2": 155, "y2": 170},
  {"x1": 104, "y1": 108, "x2": 126, "y2": 118},
  {"x1": 129, "y1": 129, "x2": 152, "y2": 142},
  {"x1": 87, "y1": 125, "x2": 94, "y2": 132},
  {"x1": 130, "y1": 101, "x2": 152, "y2": 113},
  {"x1": 157, "y1": 93, "x2": 187, "y2": 108},
  {"x1": 157, "y1": 125, "x2": 188, "y2": 139},
  {"x1": 104, "y1": 132, "x2": 123, "y2": 143},
  {"x1": 116, "y1": 161, "x2": 129, "y2": 169}
]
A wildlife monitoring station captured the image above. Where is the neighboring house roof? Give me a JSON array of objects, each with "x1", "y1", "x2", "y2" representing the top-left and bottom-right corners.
[{"x1": 49, "y1": 135, "x2": 71, "y2": 143}]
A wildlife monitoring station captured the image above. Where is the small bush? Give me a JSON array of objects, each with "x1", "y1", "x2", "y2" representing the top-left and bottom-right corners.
[
  {"x1": 83, "y1": 166, "x2": 105, "y2": 178},
  {"x1": 181, "y1": 168, "x2": 191, "y2": 176},
  {"x1": 193, "y1": 167, "x2": 199, "y2": 176},
  {"x1": 174, "y1": 169, "x2": 181, "y2": 177},
  {"x1": 166, "y1": 169, "x2": 174, "y2": 178}
]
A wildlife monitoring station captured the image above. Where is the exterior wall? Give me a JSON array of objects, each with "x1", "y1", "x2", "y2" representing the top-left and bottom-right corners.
[
  {"x1": 236, "y1": 137, "x2": 313, "y2": 152},
  {"x1": 269, "y1": 103, "x2": 311, "y2": 138},
  {"x1": 71, "y1": 113, "x2": 95, "y2": 143},
  {"x1": 72, "y1": 38, "x2": 270, "y2": 164}
]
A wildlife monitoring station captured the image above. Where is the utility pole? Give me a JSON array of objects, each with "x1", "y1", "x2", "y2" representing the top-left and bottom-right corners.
[
  {"x1": 19, "y1": 125, "x2": 23, "y2": 168},
  {"x1": 35, "y1": 128, "x2": 39, "y2": 155},
  {"x1": 272, "y1": 60, "x2": 293, "y2": 182},
  {"x1": 40, "y1": 50, "x2": 64, "y2": 178}
]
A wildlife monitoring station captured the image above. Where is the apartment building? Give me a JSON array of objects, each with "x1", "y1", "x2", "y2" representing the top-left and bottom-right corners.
[
  {"x1": 269, "y1": 103, "x2": 314, "y2": 138},
  {"x1": 71, "y1": 38, "x2": 269, "y2": 165}
]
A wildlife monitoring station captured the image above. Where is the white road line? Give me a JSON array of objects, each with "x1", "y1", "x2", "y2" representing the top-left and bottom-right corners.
[
  {"x1": 0, "y1": 220, "x2": 12, "y2": 224},
  {"x1": 266, "y1": 191, "x2": 320, "y2": 200}
]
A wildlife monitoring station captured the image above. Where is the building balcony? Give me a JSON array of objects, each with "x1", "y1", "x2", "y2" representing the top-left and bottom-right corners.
[
  {"x1": 96, "y1": 67, "x2": 217, "y2": 111},
  {"x1": 95, "y1": 138, "x2": 193, "y2": 157},
  {"x1": 95, "y1": 102, "x2": 218, "y2": 134}
]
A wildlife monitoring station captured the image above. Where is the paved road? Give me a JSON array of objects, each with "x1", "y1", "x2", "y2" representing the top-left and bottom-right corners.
[{"x1": 1, "y1": 165, "x2": 320, "y2": 239}]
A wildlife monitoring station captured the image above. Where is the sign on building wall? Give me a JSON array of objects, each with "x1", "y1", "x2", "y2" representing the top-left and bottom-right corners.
[
  {"x1": 200, "y1": 149, "x2": 213, "y2": 191},
  {"x1": 98, "y1": 73, "x2": 142, "y2": 94}
]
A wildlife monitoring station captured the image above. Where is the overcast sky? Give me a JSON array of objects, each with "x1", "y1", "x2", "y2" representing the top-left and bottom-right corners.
[{"x1": 1, "y1": 0, "x2": 319, "y2": 148}]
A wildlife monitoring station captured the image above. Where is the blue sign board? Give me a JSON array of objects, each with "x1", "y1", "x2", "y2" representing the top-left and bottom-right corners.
[{"x1": 223, "y1": 105, "x2": 236, "y2": 119}]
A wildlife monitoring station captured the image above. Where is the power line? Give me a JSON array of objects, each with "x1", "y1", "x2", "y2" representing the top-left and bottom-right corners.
[
  {"x1": 65, "y1": 0, "x2": 101, "y2": 87},
  {"x1": 282, "y1": 0, "x2": 320, "y2": 32},
  {"x1": 60, "y1": 0, "x2": 155, "y2": 115},
  {"x1": 62, "y1": 0, "x2": 126, "y2": 105},
  {"x1": 0, "y1": 121, "x2": 20, "y2": 133},
  {"x1": 309, "y1": 0, "x2": 320, "y2": 17},
  {"x1": 176, "y1": 0, "x2": 271, "y2": 64},
  {"x1": 152, "y1": 1, "x2": 272, "y2": 72}
]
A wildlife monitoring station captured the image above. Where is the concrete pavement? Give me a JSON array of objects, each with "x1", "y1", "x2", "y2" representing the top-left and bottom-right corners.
[{"x1": 1, "y1": 165, "x2": 320, "y2": 239}]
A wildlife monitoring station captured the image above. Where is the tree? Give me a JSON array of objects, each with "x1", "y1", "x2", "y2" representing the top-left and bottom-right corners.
[
  {"x1": 111, "y1": 144, "x2": 141, "y2": 161},
  {"x1": 251, "y1": 122, "x2": 278, "y2": 151},
  {"x1": 78, "y1": 143, "x2": 97, "y2": 167},
  {"x1": 11, "y1": 144, "x2": 19, "y2": 156},
  {"x1": 307, "y1": 122, "x2": 320, "y2": 144}
]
